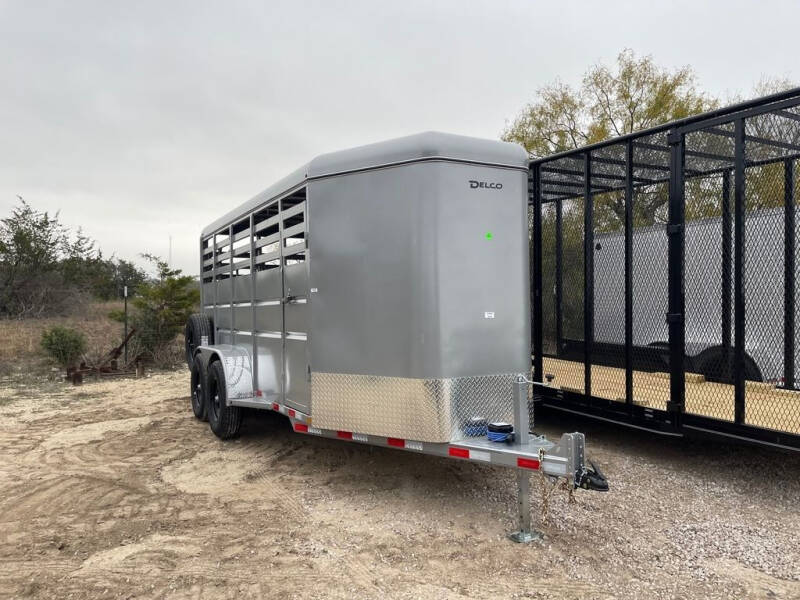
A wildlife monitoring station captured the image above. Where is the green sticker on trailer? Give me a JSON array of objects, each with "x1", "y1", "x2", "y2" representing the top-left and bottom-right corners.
[{"x1": 485, "y1": 232, "x2": 493, "y2": 240}]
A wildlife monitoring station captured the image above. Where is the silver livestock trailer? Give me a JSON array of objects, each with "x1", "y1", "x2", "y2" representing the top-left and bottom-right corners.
[{"x1": 185, "y1": 132, "x2": 606, "y2": 541}]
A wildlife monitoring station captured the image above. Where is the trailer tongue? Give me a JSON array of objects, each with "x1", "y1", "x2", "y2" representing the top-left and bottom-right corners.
[{"x1": 187, "y1": 131, "x2": 607, "y2": 541}]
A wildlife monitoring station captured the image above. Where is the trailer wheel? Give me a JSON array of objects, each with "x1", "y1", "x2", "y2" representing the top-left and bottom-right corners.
[
  {"x1": 185, "y1": 314, "x2": 214, "y2": 370},
  {"x1": 206, "y1": 360, "x2": 242, "y2": 440},
  {"x1": 190, "y1": 355, "x2": 208, "y2": 421}
]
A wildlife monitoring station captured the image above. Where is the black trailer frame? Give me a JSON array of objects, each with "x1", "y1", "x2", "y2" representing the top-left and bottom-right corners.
[{"x1": 529, "y1": 87, "x2": 800, "y2": 450}]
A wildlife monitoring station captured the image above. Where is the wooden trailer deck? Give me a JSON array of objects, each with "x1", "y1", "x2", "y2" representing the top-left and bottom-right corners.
[{"x1": 540, "y1": 357, "x2": 800, "y2": 435}]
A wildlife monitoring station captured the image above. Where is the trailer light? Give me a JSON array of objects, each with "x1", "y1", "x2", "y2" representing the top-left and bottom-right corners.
[
  {"x1": 387, "y1": 437, "x2": 405, "y2": 448},
  {"x1": 272, "y1": 403, "x2": 280, "y2": 411},
  {"x1": 517, "y1": 457, "x2": 540, "y2": 470},
  {"x1": 288, "y1": 409, "x2": 296, "y2": 418},
  {"x1": 337, "y1": 431, "x2": 353, "y2": 440},
  {"x1": 255, "y1": 389, "x2": 263, "y2": 397},
  {"x1": 294, "y1": 423, "x2": 309, "y2": 433},
  {"x1": 448, "y1": 447, "x2": 470, "y2": 459}
]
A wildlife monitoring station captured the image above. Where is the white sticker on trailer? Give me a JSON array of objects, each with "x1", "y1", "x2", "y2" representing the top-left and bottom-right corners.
[
  {"x1": 484, "y1": 312, "x2": 495, "y2": 319},
  {"x1": 470, "y1": 450, "x2": 491, "y2": 463}
]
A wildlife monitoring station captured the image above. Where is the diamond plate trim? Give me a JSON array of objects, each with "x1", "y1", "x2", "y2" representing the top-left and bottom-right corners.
[{"x1": 311, "y1": 372, "x2": 519, "y2": 443}]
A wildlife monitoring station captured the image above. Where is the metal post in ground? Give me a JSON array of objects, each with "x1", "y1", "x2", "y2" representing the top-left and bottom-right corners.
[{"x1": 509, "y1": 376, "x2": 542, "y2": 543}]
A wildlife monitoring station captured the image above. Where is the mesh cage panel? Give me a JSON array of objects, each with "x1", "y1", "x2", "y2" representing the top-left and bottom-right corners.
[
  {"x1": 541, "y1": 202, "x2": 557, "y2": 356},
  {"x1": 630, "y1": 134, "x2": 670, "y2": 410},
  {"x1": 539, "y1": 156, "x2": 586, "y2": 393},
  {"x1": 549, "y1": 194, "x2": 585, "y2": 393},
  {"x1": 591, "y1": 143, "x2": 626, "y2": 402},
  {"x1": 741, "y1": 110, "x2": 800, "y2": 433},
  {"x1": 532, "y1": 92, "x2": 800, "y2": 446},
  {"x1": 682, "y1": 164, "x2": 735, "y2": 421}
]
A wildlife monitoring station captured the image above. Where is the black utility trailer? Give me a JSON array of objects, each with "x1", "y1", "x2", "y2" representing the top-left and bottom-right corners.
[{"x1": 529, "y1": 87, "x2": 800, "y2": 450}]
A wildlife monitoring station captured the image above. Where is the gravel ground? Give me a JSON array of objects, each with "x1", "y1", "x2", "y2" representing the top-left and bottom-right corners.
[{"x1": 0, "y1": 369, "x2": 798, "y2": 599}]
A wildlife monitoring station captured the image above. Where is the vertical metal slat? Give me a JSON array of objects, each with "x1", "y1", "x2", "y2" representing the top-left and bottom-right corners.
[
  {"x1": 555, "y1": 198, "x2": 563, "y2": 358},
  {"x1": 721, "y1": 170, "x2": 733, "y2": 380},
  {"x1": 583, "y1": 152, "x2": 593, "y2": 400},
  {"x1": 624, "y1": 140, "x2": 634, "y2": 409},
  {"x1": 667, "y1": 130, "x2": 686, "y2": 426},
  {"x1": 733, "y1": 119, "x2": 746, "y2": 424},
  {"x1": 785, "y1": 158, "x2": 796, "y2": 390}
]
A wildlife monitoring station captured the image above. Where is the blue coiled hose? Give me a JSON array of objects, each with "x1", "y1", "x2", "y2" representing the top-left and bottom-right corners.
[{"x1": 487, "y1": 430, "x2": 513, "y2": 443}]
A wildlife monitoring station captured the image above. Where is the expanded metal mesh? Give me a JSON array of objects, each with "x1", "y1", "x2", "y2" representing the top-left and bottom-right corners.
[
  {"x1": 532, "y1": 91, "x2": 800, "y2": 444},
  {"x1": 591, "y1": 143, "x2": 626, "y2": 402}
]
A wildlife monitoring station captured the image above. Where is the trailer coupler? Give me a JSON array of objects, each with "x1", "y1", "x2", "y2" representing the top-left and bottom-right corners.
[{"x1": 575, "y1": 460, "x2": 609, "y2": 492}]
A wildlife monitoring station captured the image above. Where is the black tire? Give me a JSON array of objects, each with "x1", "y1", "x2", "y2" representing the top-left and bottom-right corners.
[
  {"x1": 185, "y1": 314, "x2": 214, "y2": 370},
  {"x1": 190, "y1": 355, "x2": 208, "y2": 421},
  {"x1": 206, "y1": 360, "x2": 243, "y2": 440}
]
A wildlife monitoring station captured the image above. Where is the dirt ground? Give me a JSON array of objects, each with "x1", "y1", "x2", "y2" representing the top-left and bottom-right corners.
[{"x1": 1, "y1": 369, "x2": 799, "y2": 600}]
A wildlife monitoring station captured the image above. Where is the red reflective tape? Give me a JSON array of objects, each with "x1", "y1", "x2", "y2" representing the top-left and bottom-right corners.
[
  {"x1": 288, "y1": 409, "x2": 296, "y2": 418},
  {"x1": 517, "y1": 457, "x2": 541, "y2": 470},
  {"x1": 337, "y1": 431, "x2": 353, "y2": 440},
  {"x1": 294, "y1": 423, "x2": 308, "y2": 433},
  {"x1": 387, "y1": 437, "x2": 405, "y2": 448},
  {"x1": 272, "y1": 403, "x2": 280, "y2": 411},
  {"x1": 448, "y1": 447, "x2": 470, "y2": 459}
]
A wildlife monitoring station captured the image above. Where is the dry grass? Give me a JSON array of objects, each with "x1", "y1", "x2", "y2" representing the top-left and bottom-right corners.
[{"x1": 0, "y1": 301, "x2": 125, "y2": 373}]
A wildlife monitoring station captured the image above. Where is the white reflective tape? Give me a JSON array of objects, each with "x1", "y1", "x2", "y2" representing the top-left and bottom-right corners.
[
  {"x1": 405, "y1": 440, "x2": 423, "y2": 451},
  {"x1": 470, "y1": 449, "x2": 491, "y2": 463},
  {"x1": 542, "y1": 458, "x2": 568, "y2": 476},
  {"x1": 308, "y1": 427, "x2": 322, "y2": 435},
  {"x1": 352, "y1": 433, "x2": 368, "y2": 443}
]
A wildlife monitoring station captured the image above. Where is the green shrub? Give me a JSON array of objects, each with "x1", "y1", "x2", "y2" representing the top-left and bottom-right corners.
[
  {"x1": 130, "y1": 254, "x2": 199, "y2": 367},
  {"x1": 41, "y1": 326, "x2": 86, "y2": 368}
]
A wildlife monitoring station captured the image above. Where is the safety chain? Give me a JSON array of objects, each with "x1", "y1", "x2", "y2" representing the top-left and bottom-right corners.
[{"x1": 538, "y1": 448, "x2": 576, "y2": 524}]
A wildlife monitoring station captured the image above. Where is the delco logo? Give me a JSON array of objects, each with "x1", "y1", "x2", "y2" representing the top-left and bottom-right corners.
[{"x1": 469, "y1": 180, "x2": 503, "y2": 190}]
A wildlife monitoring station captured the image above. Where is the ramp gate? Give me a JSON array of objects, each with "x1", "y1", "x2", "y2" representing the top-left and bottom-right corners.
[{"x1": 530, "y1": 87, "x2": 800, "y2": 450}]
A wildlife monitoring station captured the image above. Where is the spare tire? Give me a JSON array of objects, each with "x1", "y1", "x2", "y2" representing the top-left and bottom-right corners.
[{"x1": 184, "y1": 313, "x2": 214, "y2": 369}]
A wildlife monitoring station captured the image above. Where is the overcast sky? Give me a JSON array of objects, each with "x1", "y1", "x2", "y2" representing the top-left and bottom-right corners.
[{"x1": 1, "y1": 0, "x2": 797, "y2": 276}]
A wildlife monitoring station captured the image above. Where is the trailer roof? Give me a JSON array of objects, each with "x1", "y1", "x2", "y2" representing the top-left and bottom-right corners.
[{"x1": 202, "y1": 131, "x2": 528, "y2": 236}]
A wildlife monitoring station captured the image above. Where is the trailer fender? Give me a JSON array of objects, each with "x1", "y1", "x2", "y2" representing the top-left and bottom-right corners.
[
  {"x1": 195, "y1": 344, "x2": 254, "y2": 404},
  {"x1": 694, "y1": 345, "x2": 764, "y2": 384}
]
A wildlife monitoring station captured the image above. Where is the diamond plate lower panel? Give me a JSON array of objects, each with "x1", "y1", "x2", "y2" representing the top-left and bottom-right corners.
[{"x1": 311, "y1": 372, "x2": 518, "y2": 443}]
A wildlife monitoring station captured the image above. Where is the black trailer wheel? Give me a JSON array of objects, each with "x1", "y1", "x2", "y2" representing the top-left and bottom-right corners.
[
  {"x1": 190, "y1": 355, "x2": 208, "y2": 421},
  {"x1": 185, "y1": 314, "x2": 214, "y2": 370},
  {"x1": 206, "y1": 360, "x2": 243, "y2": 440}
]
